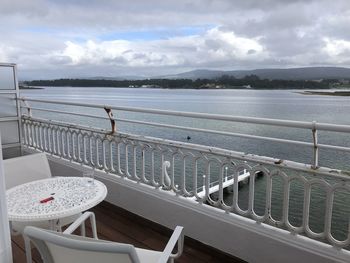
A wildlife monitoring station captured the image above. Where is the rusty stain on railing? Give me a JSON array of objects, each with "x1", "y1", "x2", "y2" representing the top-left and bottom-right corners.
[{"x1": 104, "y1": 107, "x2": 116, "y2": 134}]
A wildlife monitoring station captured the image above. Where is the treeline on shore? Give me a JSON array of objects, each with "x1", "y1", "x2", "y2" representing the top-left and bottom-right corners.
[{"x1": 24, "y1": 75, "x2": 340, "y2": 89}]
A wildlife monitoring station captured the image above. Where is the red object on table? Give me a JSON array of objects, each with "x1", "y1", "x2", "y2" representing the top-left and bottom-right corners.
[{"x1": 40, "y1": 197, "x2": 54, "y2": 203}]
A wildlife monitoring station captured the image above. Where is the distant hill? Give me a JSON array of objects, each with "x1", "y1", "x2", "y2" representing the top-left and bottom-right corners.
[
  {"x1": 88, "y1": 75, "x2": 146, "y2": 80},
  {"x1": 23, "y1": 67, "x2": 350, "y2": 83},
  {"x1": 162, "y1": 67, "x2": 350, "y2": 80},
  {"x1": 160, "y1": 69, "x2": 227, "y2": 80}
]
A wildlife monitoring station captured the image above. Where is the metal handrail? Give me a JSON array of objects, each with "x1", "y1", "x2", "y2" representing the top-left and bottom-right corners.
[
  {"x1": 17, "y1": 97, "x2": 350, "y2": 169},
  {"x1": 18, "y1": 97, "x2": 350, "y2": 132},
  {"x1": 19, "y1": 105, "x2": 350, "y2": 154},
  {"x1": 21, "y1": 115, "x2": 350, "y2": 180},
  {"x1": 20, "y1": 105, "x2": 314, "y2": 146}
]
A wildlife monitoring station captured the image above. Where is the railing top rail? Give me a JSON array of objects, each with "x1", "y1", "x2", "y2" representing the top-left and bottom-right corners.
[
  {"x1": 18, "y1": 97, "x2": 350, "y2": 133},
  {"x1": 20, "y1": 105, "x2": 350, "y2": 155},
  {"x1": 0, "y1": 63, "x2": 16, "y2": 67}
]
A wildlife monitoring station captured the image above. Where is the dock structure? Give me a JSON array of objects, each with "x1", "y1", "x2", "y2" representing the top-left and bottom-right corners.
[{"x1": 195, "y1": 170, "x2": 250, "y2": 199}]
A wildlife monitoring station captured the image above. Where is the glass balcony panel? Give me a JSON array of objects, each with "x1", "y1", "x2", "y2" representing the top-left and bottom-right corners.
[
  {"x1": 0, "y1": 94, "x2": 17, "y2": 117},
  {"x1": 0, "y1": 66, "x2": 15, "y2": 90},
  {"x1": 0, "y1": 121, "x2": 19, "y2": 144}
]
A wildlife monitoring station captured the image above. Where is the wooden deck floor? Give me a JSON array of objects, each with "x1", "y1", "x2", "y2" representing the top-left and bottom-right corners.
[{"x1": 12, "y1": 201, "x2": 246, "y2": 263}]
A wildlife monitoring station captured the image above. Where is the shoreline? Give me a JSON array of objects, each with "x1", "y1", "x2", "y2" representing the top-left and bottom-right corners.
[
  {"x1": 21, "y1": 85, "x2": 350, "y2": 94},
  {"x1": 301, "y1": 91, "x2": 350, "y2": 96},
  {"x1": 19, "y1": 85, "x2": 43, "y2": 90},
  {"x1": 25, "y1": 85, "x2": 346, "y2": 91}
]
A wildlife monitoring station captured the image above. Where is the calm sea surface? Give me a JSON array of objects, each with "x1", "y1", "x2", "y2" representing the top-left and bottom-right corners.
[{"x1": 21, "y1": 87, "x2": 350, "y2": 241}]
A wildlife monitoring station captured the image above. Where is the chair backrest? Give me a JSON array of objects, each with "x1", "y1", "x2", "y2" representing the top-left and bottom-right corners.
[
  {"x1": 24, "y1": 226, "x2": 141, "y2": 263},
  {"x1": 3, "y1": 153, "x2": 52, "y2": 189}
]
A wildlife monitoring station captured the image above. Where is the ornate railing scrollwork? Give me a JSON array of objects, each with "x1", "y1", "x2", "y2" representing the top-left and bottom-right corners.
[{"x1": 21, "y1": 116, "x2": 350, "y2": 248}]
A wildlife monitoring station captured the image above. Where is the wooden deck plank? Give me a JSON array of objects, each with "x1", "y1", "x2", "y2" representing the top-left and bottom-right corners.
[
  {"x1": 12, "y1": 235, "x2": 42, "y2": 263},
  {"x1": 11, "y1": 241, "x2": 28, "y2": 263},
  {"x1": 11, "y1": 201, "x2": 245, "y2": 263}
]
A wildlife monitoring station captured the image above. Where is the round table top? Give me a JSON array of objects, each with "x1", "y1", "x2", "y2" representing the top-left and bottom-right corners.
[{"x1": 6, "y1": 176, "x2": 107, "y2": 222}]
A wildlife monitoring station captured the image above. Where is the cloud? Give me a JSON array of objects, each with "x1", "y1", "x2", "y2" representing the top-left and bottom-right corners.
[
  {"x1": 323, "y1": 38, "x2": 350, "y2": 63},
  {"x1": 1, "y1": 0, "x2": 350, "y2": 79},
  {"x1": 55, "y1": 28, "x2": 267, "y2": 70}
]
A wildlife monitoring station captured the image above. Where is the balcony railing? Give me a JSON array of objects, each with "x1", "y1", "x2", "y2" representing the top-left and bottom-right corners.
[{"x1": 18, "y1": 97, "x2": 350, "y2": 249}]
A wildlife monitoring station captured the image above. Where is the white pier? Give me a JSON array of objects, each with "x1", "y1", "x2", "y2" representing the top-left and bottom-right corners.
[{"x1": 195, "y1": 170, "x2": 250, "y2": 199}]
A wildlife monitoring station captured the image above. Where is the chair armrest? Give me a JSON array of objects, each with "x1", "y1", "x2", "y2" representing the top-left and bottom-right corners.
[
  {"x1": 63, "y1": 211, "x2": 98, "y2": 239},
  {"x1": 157, "y1": 226, "x2": 184, "y2": 263}
]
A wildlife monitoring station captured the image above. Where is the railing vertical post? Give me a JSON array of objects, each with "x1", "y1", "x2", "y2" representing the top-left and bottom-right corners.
[
  {"x1": 21, "y1": 99, "x2": 32, "y2": 118},
  {"x1": 312, "y1": 121, "x2": 319, "y2": 169}
]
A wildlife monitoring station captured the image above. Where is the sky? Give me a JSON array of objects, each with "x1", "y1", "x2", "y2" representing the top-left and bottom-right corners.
[{"x1": 1, "y1": 0, "x2": 350, "y2": 80}]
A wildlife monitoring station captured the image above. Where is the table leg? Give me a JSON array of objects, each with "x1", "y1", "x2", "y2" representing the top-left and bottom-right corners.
[
  {"x1": 80, "y1": 221, "x2": 86, "y2": 237},
  {"x1": 49, "y1": 220, "x2": 55, "y2": 231}
]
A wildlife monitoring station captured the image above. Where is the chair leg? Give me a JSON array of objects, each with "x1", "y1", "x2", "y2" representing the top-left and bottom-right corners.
[
  {"x1": 24, "y1": 236, "x2": 32, "y2": 263},
  {"x1": 49, "y1": 219, "x2": 56, "y2": 231},
  {"x1": 56, "y1": 219, "x2": 63, "y2": 232}
]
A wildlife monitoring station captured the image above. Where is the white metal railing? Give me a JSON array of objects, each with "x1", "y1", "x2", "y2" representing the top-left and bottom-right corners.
[
  {"x1": 18, "y1": 97, "x2": 350, "y2": 248},
  {"x1": 18, "y1": 98, "x2": 350, "y2": 167}
]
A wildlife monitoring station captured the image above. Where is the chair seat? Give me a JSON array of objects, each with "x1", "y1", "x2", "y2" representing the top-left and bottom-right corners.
[
  {"x1": 47, "y1": 233, "x2": 163, "y2": 262},
  {"x1": 23, "y1": 212, "x2": 184, "y2": 263},
  {"x1": 135, "y1": 248, "x2": 162, "y2": 263}
]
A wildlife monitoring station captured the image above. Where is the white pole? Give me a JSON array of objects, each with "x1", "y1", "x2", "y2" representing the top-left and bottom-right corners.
[{"x1": 0, "y1": 133, "x2": 13, "y2": 263}]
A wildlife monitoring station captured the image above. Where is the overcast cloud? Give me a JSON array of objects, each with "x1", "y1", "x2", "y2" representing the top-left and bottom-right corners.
[{"x1": 1, "y1": 0, "x2": 350, "y2": 79}]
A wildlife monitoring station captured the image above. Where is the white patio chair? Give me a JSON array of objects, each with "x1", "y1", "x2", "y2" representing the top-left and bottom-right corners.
[
  {"x1": 4, "y1": 152, "x2": 81, "y2": 234},
  {"x1": 23, "y1": 212, "x2": 184, "y2": 263},
  {"x1": 4, "y1": 153, "x2": 52, "y2": 190}
]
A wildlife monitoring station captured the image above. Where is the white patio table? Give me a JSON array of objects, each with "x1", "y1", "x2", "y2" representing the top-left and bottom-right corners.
[{"x1": 6, "y1": 176, "x2": 107, "y2": 229}]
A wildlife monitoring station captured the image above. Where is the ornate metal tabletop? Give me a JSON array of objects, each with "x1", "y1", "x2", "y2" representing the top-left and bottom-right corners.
[{"x1": 6, "y1": 177, "x2": 107, "y2": 222}]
